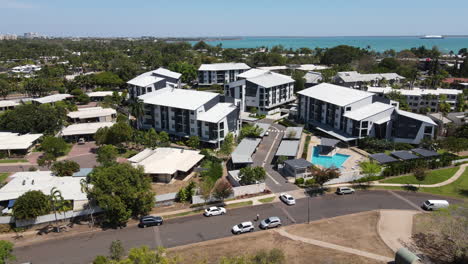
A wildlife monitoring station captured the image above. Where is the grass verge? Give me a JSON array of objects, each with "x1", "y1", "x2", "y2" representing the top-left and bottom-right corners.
[
  {"x1": 225, "y1": 201, "x2": 253, "y2": 208},
  {"x1": 0, "y1": 159, "x2": 28, "y2": 163},
  {"x1": 379, "y1": 166, "x2": 459, "y2": 185},
  {"x1": 258, "y1": 197, "x2": 275, "y2": 203},
  {"x1": 0, "y1": 173, "x2": 8, "y2": 183}
]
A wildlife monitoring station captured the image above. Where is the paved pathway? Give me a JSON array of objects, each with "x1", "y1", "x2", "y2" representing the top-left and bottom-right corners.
[
  {"x1": 276, "y1": 228, "x2": 393, "y2": 263},
  {"x1": 378, "y1": 210, "x2": 419, "y2": 253}
]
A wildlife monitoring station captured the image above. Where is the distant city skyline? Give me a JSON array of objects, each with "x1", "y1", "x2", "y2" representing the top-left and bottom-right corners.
[{"x1": 1, "y1": 0, "x2": 468, "y2": 37}]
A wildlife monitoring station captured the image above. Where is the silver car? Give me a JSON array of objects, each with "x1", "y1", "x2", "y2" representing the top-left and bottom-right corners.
[
  {"x1": 260, "y1": 216, "x2": 282, "y2": 229},
  {"x1": 280, "y1": 193, "x2": 296, "y2": 205},
  {"x1": 336, "y1": 187, "x2": 355, "y2": 195}
]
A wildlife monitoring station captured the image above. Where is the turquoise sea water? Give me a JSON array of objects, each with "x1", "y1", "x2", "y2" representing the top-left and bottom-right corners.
[
  {"x1": 191, "y1": 36, "x2": 468, "y2": 53},
  {"x1": 311, "y1": 146, "x2": 350, "y2": 169}
]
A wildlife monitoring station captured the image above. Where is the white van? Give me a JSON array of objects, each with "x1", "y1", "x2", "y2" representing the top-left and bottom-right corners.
[{"x1": 422, "y1": 200, "x2": 449, "y2": 211}]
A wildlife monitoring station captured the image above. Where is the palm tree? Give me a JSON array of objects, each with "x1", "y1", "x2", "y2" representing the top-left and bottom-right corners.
[
  {"x1": 50, "y1": 187, "x2": 64, "y2": 232},
  {"x1": 80, "y1": 179, "x2": 95, "y2": 227},
  {"x1": 129, "y1": 98, "x2": 145, "y2": 129}
]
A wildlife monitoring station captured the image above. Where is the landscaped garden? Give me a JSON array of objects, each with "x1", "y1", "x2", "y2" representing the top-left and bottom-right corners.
[{"x1": 379, "y1": 166, "x2": 459, "y2": 185}]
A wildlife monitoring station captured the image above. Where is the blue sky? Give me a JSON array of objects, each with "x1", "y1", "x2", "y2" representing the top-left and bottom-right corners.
[{"x1": 1, "y1": 0, "x2": 467, "y2": 37}]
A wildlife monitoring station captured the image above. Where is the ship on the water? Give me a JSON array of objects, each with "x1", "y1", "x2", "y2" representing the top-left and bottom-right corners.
[{"x1": 420, "y1": 35, "x2": 444, "y2": 39}]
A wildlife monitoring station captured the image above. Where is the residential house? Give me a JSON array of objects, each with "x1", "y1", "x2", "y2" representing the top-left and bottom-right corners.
[
  {"x1": 224, "y1": 69, "x2": 295, "y2": 114},
  {"x1": 0, "y1": 132, "x2": 43, "y2": 157},
  {"x1": 59, "y1": 122, "x2": 114, "y2": 142},
  {"x1": 198, "y1": 63, "x2": 250, "y2": 86},
  {"x1": 127, "y1": 67, "x2": 182, "y2": 99},
  {"x1": 282, "y1": 158, "x2": 314, "y2": 178},
  {"x1": 333, "y1": 71, "x2": 405, "y2": 90},
  {"x1": 367, "y1": 87, "x2": 463, "y2": 112},
  {"x1": 67, "y1": 107, "x2": 117, "y2": 123},
  {"x1": 32, "y1": 94, "x2": 73, "y2": 105},
  {"x1": 297, "y1": 83, "x2": 436, "y2": 144},
  {"x1": 229, "y1": 138, "x2": 261, "y2": 170},
  {"x1": 86, "y1": 91, "x2": 121, "y2": 101},
  {"x1": 0, "y1": 100, "x2": 19, "y2": 112},
  {"x1": 139, "y1": 88, "x2": 241, "y2": 147}
]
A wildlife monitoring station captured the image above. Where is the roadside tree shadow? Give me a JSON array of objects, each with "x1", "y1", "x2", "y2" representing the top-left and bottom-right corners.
[
  {"x1": 305, "y1": 187, "x2": 326, "y2": 197},
  {"x1": 402, "y1": 185, "x2": 419, "y2": 192},
  {"x1": 457, "y1": 189, "x2": 468, "y2": 198}
]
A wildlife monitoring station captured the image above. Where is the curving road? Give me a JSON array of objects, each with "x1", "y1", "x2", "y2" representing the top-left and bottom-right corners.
[{"x1": 13, "y1": 190, "x2": 459, "y2": 264}]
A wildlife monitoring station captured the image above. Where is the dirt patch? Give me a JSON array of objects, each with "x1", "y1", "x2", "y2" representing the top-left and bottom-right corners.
[
  {"x1": 286, "y1": 211, "x2": 394, "y2": 258},
  {"x1": 167, "y1": 230, "x2": 381, "y2": 264},
  {"x1": 412, "y1": 213, "x2": 431, "y2": 236},
  {"x1": 152, "y1": 175, "x2": 200, "y2": 195}
]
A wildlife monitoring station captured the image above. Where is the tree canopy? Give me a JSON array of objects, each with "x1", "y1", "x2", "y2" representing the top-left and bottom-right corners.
[
  {"x1": 51, "y1": 160, "x2": 80, "y2": 176},
  {"x1": 0, "y1": 104, "x2": 66, "y2": 134},
  {"x1": 13, "y1": 190, "x2": 51, "y2": 220},
  {"x1": 239, "y1": 166, "x2": 266, "y2": 185}
]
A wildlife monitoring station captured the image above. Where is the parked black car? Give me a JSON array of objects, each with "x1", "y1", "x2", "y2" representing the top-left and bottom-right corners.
[{"x1": 139, "y1": 216, "x2": 163, "y2": 228}]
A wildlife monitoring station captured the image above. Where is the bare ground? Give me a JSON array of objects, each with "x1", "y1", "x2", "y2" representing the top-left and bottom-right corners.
[
  {"x1": 151, "y1": 174, "x2": 200, "y2": 195},
  {"x1": 284, "y1": 211, "x2": 394, "y2": 258},
  {"x1": 167, "y1": 230, "x2": 382, "y2": 264}
]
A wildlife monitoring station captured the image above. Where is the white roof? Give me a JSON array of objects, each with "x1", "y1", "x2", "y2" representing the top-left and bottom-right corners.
[
  {"x1": 336, "y1": 71, "x2": 404, "y2": 83},
  {"x1": 199, "y1": 63, "x2": 250, "y2": 71},
  {"x1": 343, "y1": 102, "x2": 394, "y2": 121},
  {"x1": 86, "y1": 91, "x2": 117, "y2": 97},
  {"x1": 197, "y1": 103, "x2": 237, "y2": 123},
  {"x1": 297, "y1": 64, "x2": 329, "y2": 71},
  {"x1": 153, "y1": 67, "x2": 182, "y2": 79},
  {"x1": 0, "y1": 132, "x2": 43, "y2": 150},
  {"x1": 129, "y1": 148, "x2": 204, "y2": 175},
  {"x1": 237, "y1": 68, "x2": 269, "y2": 79},
  {"x1": 396, "y1": 109, "x2": 437, "y2": 126},
  {"x1": 298, "y1": 83, "x2": 374, "y2": 107},
  {"x1": 0, "y1": 100, "x2": 19, "y2": 108},
  {"x1": 247, "y1": 71, "x2": 294, "y2": 88},
  {"x1": 67, "y1": 107, "x2": 116, "y2": 119},
  {"x1": 33, "y1": 94, "x2": 72, "y2": 104},
  {"x1": 257, "y1": 66, "x2": 288, "y2": 71},
  {"x1": 127, "y1": 72, "x2": 165, "y2": 87},
  {"x1": 60, "y1": 122, "x2": 115, "y2": 136},
  {"x1": 0, "y1": 171, "x2": 87, "y2": 202},
  {"x1": 140, "y1": 88, "x2": 218, "y2": 110},
  {"x1": 368, "y1": 87, "x2": 462, "y2": 97}
]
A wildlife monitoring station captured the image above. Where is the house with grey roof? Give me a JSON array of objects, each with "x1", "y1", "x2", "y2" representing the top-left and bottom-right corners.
[
  {"x1": 198, "y1": 63, "x2": 251, "y2": 86},
  {"x1": 139, "y1": 88, "x2": 241, "y2": 147},
  {"x1": 282, "y1": 158, "x2": 314, "y2": 178},
  {"x1": 127, "y1": 67, "x2": 182, "y2": 99},
  {"x1": 229, "y1": 138, "x2": 262, "y2": 169},
  {"x1": 297, "y1": 83, "x2": 436, "y2": 144},
  {"x1": 224, "y1": 69, "x2": 296, "y2": 114},
  {"x1": 333, "y1": 71, "x2": 405, "y2": 90}
]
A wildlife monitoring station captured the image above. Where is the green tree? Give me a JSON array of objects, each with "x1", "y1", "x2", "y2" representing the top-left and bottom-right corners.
[
  {"x1": 37, "y1": 152, "x2": 57, "y2": 168},
  {"x1": 93, "y1": 72, "x2": 124, "y2": 88},
  {"x1": 158, "y1": 131, "x2": 170, "y2": 147},
  {"x1": 50, "y1": 187, "x2": 65, "y2": 232},
  {"x1": 146, "y1": 128, "x2": 159, "y2": 148},
  {"x1": 219, "y1": 132, "x2": 235, "y2": 157},
  {"x1": 239, "y1": 166, "x2": 266, "y2": 185},
  {"x1": 186, "y1": 136, "x2": 200, "y2": 149},
  {"x1": 292, "y1": 71, "x2": 305, "y2": 92},
  {"x1": 94, "y1": 127, "x2": 110, "y2": 145},
  {"x1": 0, "y1": 79, "x2": 11, "y2": 99},
  {"x1": 13, "y1": 190, "x2": 51, "y2": 220},
  {"x1": 88, "y1": 163, "x2": 154, "y2": 227},
  {"x1": 107, "y1": 122, "x2": 133, "y2": 145},
  {"x1": 239, "y1": 124, "x2": 263, "y2": 140},
  {"x1": 414, "y1": 167, "x2": 427, "y2": 187},
  {"x1": 41, "y1": 136, "x2": 69, "y2": 157},
  {"x1": 320, "y1": 45, "x2": 366, "y2": 65},
  {"x1": 24, "y1": 77, "x2": 51, "y2": 97},
  {"x1": 193, "y1": 41, "x2": 210, "y2": 50},
  {"x1": 0, "y1": 104, "x2": 66, "y2": 134},
  {"x1": 309, "y1": 167, "x2": 340, "y2": 188},
  {"x1": 92, "y1": 255, "x2": 108, "y2": 264},
  {"x1": 128, "y1": 99, "x2": 144, "y2": 129},
  {"x1": 97, "y1": 145, "x2": 118, "y2": 166},
  {"x1": 51, "y1": 160, "x2": 80, "y2": 176},
  {"x1": 77, "y1": 94, "x2": 90, "y2": 104},
  {"x1": 212, "y1": 179, "x2": 233, "y2": 201},
  {"x1": 109, "y1": 240, "x2": 125, "y2": 261},
  {"x1": 0, "y1": 240, "x2": 15, "y2": 264},
  {"x1": 168, "y1": 62, "x2": 197, "y2": 83},
  {"x1": 359, "y1": 161, "x2": 382, "y2": 178}
]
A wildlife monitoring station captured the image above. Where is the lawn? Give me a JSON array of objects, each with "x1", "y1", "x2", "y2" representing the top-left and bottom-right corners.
[
  {"x1": 0, "y1": 159, "x2": 28, "y2": 164},
  {"x1": 0, "y1": 173, "x2": 9, "y2": 183},
  {"x1": 258, "y1": 197, "x2": 275, "y2": 203},
  {"x1": 380, "y1": 166, "x2": 459, "y2": 185},
  {"x1": 225, "y1": 201, "x2": 253, "y2": 208}
]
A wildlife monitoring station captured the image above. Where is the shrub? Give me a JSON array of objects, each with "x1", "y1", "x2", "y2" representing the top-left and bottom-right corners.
[
  {"x1": 294, "y1": 178, "x2": 305, "y2": 185},
  {"x1": 305, "y1": 178, "x2": 316, "y2": 186}
]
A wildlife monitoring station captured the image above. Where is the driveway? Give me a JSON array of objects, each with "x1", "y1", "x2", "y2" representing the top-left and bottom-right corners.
[
  {"x1": 252, "y1": 120, "x2": 298, "y2": 193},
  {"x1": 13, "y1": 190, "x2": 459, "y2": 264}
]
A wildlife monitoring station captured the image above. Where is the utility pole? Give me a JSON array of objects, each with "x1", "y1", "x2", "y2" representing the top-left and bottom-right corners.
[{"x1": 307, "y1": 196, "x2": 310, "y2": 224}]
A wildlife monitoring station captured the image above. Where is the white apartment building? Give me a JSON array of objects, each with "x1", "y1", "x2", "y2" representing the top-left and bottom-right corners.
[
  {"x1": 127, "y1": 67, "x2": 182, "y2": 99},
  {"x1": 225, "y1": 69, "x2": 295, "y2": 114},
  {"x1": 297, "y1": 83, "x2": 436, "y2": 144},
  {"x1": 198, "y1": 63, "x2": 251, "y2": 86},
  {"x1": 334, "y1": 71, "x2": 405, "y2": 89},
  {"x1": 139, "y1": 88, "x2": 241, "y2": 147},
  {"x1": 367, "y1": 87, "x2": 463, "y2": 113}
]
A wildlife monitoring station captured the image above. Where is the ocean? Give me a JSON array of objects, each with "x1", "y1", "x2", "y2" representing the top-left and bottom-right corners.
[{"x1": 190, "y1": 36, "x2": 468, "y2": 53}]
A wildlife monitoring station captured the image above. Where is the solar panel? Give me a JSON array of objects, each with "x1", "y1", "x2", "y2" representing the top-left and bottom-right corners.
[
  {"x1": 369, "y1": 153, "x2": 398, "y2": 164},
  {"x1": 391, "y1": 151, "x2": 420, "y2": 160},
  {"x1": 411, "y1": 148, "x2": 439, "y2": 158}
]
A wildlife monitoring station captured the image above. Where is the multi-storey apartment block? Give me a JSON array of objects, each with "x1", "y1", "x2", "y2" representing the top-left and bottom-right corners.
[
  {"x1": 225, "y1": 69, "x2": 295, "y2": 114},
  {"x1": 198, "y1": 63, "x2": 250, "y2": 86},
  {"x1": 368, "y1": 87, "x2": 463, "y2": 113},
  {"x1": 139, "y1": 88, "x2": 240, "y2": 147},
  {"x1": 334, "y1": 71, "x2": 405, "y2": 90},
  {"x1": 127, "y1": 67, "x2": 182, "y2": 99},
  {"x1": 297, "y1": 83, "x2": 436, "y2": 144}
]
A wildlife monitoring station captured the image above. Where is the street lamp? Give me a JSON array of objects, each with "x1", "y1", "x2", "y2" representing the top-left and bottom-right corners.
[{"x1": 307, "y1": 195, "x2": 310, "y2": 224}]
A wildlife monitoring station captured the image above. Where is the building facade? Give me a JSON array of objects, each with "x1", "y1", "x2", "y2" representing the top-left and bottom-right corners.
[
  {"x1": 198, "y1": 63, "x2": 251, "y2": 86},
  {"x1": 297, "y1": 83, "x2": 436, "y2": 144},
  {"x1": 224, "y1": 69, "x2": 295, "y2": 114},
  {"x1": 127, "y1": 67, "x2": 182, "y2": 99},
  {"x1": 139, "y1": 88, "x2": 241, "y2": 147}
]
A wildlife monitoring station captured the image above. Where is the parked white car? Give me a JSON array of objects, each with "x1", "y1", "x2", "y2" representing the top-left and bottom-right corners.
[
  {"x1": 336, "y1": 187, "x2": 355, "y2": 195},
  {"x1": 422, "y1": 200, "x2": 449, "y2": 211},
  {"x1": 204, "y1": 206, "x2": 226, "y2": 217},
  {"x1": 232, "y1": 221, "x2": 254, "y2": 235},
  {"x1": 279, "y1": 193, "x2": 296, "y2": 205}
]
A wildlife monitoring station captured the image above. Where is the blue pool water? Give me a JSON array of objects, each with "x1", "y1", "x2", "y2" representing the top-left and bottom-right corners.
[{"x1": 311, "y1": 146, "x2": 350, "y2": 169}]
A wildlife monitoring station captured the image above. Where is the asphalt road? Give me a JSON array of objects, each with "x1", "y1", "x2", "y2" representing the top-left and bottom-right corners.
[{"x1": 13, "y1": 190, "x2": 459, "y2": 264}]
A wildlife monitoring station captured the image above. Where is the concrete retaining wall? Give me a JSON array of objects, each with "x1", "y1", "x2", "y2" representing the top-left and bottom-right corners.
[
  {"x1": 15, "y1": 207, "x2": 102, "y2": 227},
  {"x1": 232, "y1": 183, "x2": 266, "y2": 197}
]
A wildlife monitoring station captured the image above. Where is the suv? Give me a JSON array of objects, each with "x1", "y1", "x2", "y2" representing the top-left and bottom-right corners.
[
  {"x1": 78, "y1": 138, "x2": 86, "y2": 145},
  {"x1": 232, "y1": 221, "x2": 254, "y2": 235},
  {"x1": 336, "y1": 187, "x2": 355, "y2": 195},
  {"x1": 259, "y1": 216, "x2": 282, "y2": 229},
  {"x1": 139, "y1": 216, "x2": 163, "y2": 228},
  {"x1": 280, "y1": 193, "x2": 296, "y2": 205},
  {"x1": 204, "y1": 206, "x2": 226, "y2": 217}
]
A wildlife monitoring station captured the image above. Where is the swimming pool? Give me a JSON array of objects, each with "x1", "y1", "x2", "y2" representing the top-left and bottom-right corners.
[{"x1": 311, "y1": 146, "x2": 350, "y2": 169}]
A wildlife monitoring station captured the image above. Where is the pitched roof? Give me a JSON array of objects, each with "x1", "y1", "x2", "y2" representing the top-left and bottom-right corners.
[
  {"x1": 129, "y1": 148, "x2": 204, "y2": 175},
  {"x1": 283, "y1": 127, "x2": 303, "y2": 140},
  {"x1": 33, "y1": 94, "x2": 72, "y2": 104},
  {"x1": 0, "y1": 100, "x2": 20, "y2": 108},
  {"x1": 67, "y1": 107, "x2": 116, "y2": 119},
  {"x1": 284, "y1": 158, "x2": 313, "y2": 169},
  {"x1": 153, "y1": 67, "x2": 182, "y2": 79},
  {"x1": 127, "y1": 73, "x2": 165, "y2": 87},
  {"x1": 140, "y1": 88, "x2": 218, "y2": 111},
  {"x1": 0, "y1": 132, "x2": 43, "y2": 150},
  {"x1": 198, "y1": 63, "x2": 250, "y2": 71},
  {"x1": 320, "y1": 138, "x2": 340, "y2": 147},
  {"x1": 237, "y1": 68, "x2": 269, "y2": 79},
  {"x1": 197, "y1": 103, "x2": 237, "y2": 123},
  {"x1": 247, "y1": 71, "x2": 295, "y2": 88},
  {"x1": 367, "y1": 87, "x2": 462, "y2": 96},
  {"x1": 275, "y1": 140, "x2": 300, "y2": 157},
  {"x1": 86, "y1": 91, "x2": 116, "y2": 97},
  {"x1": 298, "y1": 83, "x2": 374, "y2": 107},
  {"x1": 336, "y1": 71, "x2": 404, "y2": 83},
  {"x1": 396, "y1": 109, "x2": 437, "y2": 126},
  {"x1": 60, "y1": 122, "x2": 115, "y2": 136},
  {"x1": 343, "y1": 102, "x2": 394, "y2": 121},
  {"x1": 231, "y1": 138, "x2": 261, "y2": 164}
]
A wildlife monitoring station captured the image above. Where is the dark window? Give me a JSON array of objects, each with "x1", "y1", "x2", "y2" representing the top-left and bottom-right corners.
[{"x1": 424, "y1": 126, "x2": 433, "y2": 134}]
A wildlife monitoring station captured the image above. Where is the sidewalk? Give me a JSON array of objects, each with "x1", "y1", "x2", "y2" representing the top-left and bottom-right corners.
[{"x1": 377, "y1": 210, "x2": 419, "y2": 252}]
